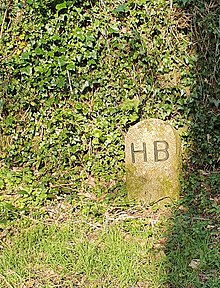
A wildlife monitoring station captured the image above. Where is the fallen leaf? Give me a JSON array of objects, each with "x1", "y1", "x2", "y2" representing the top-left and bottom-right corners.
[{"x1": 189, "y1": 259, "x2": 200, "y2": 269}]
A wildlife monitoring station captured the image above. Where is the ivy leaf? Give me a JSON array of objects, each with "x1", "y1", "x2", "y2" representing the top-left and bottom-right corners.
[
  {"x1": 34, "y1": 47, "x2": 44, "y2": 55},
  {"x1": 81, "y1": 81, "x2": 90, "y2": 92},
  {"x1": 114, "y1": 5, "x2": 126, "y2": 13},
  {"x1": 92, "y1": 128, "x2": 102, "y2": 139},
  {"x1": 58, "y1": 56, "x2": 66, "y2": 67},
  {"x1": 57, "y1": 77, "x2": 65, "y2": 88},
  {"x1": 20, "y1": 66, "x2": 32, "y2": 75},
  {"x1": 56, "y1": 1, "x2": 67, "y2": 12},
  {"x1": 66, "y1": 62, "x2": 75, "y2": 70},
  {"x1": 109, "y1": 25, "x2": 119, "y2": 34},
  {"x1": 0, "y1": 179, "x2": 4, "y2": 189},
  {"x1": 21, "y1": 52, "x2": 30, "y2": 60},
  {"x1": 209, "y1": 98, "x2": 220, "y2": 109}
]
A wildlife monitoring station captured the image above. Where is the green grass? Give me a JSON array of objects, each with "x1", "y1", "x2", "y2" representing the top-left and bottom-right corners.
[
  {"x1": 0, "y1": 194, "x2": 219, "y2": 287},
  {"x1": 166, "y1": 214, "x2": 220, "y2": 287},
  {"x1": 0, "y1": 202, "x2": 169, "y2": 287}
]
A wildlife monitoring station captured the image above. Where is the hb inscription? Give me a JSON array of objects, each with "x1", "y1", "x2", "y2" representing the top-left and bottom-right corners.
[{"x1": 131, "y1": 141, "x2": 169, "y2": 163}]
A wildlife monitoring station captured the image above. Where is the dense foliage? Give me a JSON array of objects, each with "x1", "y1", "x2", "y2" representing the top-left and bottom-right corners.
[{"x1": 0, "y1": 0, "x2": 219, "y2": 210}]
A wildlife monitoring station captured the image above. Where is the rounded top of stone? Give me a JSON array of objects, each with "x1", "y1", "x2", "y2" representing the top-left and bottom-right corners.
[{"x1": 127, "y1": 118, "x2": 174, "y2": 133}]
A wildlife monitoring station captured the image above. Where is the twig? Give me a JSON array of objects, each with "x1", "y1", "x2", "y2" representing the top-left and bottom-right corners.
[
  {"x1": 0, "y1": 9, "x2": 7, "y2": 39},
  {"x1": 88, "y1": 137, "x2": 92, "y2": 156},
  {"x1": 67, "y1": 70, "x2": 73, "y2": 93},
  {"x1": 49, "y1": 182, "x2": 75, "y2": 188},
  {"x1": 81, "y1": 220, "x2": 102, "y2": 229},
  {"x1": 192, "y1": 217, "x2": 213, "y2": 221},
  {"x1": 170, "y1": 0, "x2": 173, "y2": 10},
  {"x1": 105, "y1": 214, "x2": 151, "y2": 222},
  {"x1": 152, "y1": 196, "x2": 174, "y2": 205}
]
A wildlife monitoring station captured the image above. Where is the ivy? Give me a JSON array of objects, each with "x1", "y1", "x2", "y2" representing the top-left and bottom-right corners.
[{"x1": 0, "y1": 0, "x2": 219, "y2": 209}]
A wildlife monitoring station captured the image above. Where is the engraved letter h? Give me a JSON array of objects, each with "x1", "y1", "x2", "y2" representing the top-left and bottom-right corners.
[{"x1": 131, "y1": 143, "x2": 147, "y2": 163}]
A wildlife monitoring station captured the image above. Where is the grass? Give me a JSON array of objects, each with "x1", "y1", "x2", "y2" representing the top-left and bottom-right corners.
[
  {"x1": 0, "y1": 191, "x2": 219, "y2": 288},
  {"x1": 0, "y1": 201, "x2": 170, "y2": 287},
  {"x1": 166, "y1": 213, "x2": 220, "y2": 287}
]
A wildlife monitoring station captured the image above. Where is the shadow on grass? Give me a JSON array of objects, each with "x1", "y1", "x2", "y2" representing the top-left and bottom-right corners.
[{"x1": 165, "y1": 1, "x2": 220, "y2": 287}]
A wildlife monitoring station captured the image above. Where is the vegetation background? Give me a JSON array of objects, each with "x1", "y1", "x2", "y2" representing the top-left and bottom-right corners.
[{"x1": 0, "y1": 0, "x2": 219, "y2": 287}]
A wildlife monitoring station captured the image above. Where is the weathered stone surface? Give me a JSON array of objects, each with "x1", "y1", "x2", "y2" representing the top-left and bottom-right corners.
[{"x1": 125, "y1": 119, "x2": 181, "y2": 204}]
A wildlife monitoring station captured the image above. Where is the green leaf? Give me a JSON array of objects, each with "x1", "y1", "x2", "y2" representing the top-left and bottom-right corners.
[
  {"x1": 93, "y1": 129, "x2": 102, "y2": 138},
  {"x1": 76, "y1": 28, "x2": 85, "y2": 41},
  {"x1": 114, "y1": 5, "x2": 126, "y2": 13},
  {"x1": 57, "y1": 77, "x2": 65, "y2": 88},
  {"x1": 108, "y1": 25, "x2": 119, "y2": 34},
  {"x1": 56, "y1": 1, "x2": 67, "y2": 11},
  {"x1": 21, "y1": 52, "x2": 30, "y2": 60},
  {"x1": 20, "y1": 66, "x2": 32, "y2": 75},
  {"x1": 121, "y1": 99, "x2": 140, "y2": 112},
  {"x1": 34, "y1": 47, "x2": 44, "y2": 55},
  {"x1": 209, "y1": 98, "x2": 220, "y2": 109},
  {"x1": 58, "y1": 56, "x2": 66, "y2": 67},
  {"x1": 0, "y1": 179, "x2": 4, "y2": 189},
  {"x1": 18, "y1": 190, "x2": 29, "y2": 195},
  {"x1": 75, "y1": 103, "x2": 82, "y2": 110},
  {"x1": 81, "y1": 81, "x2": 90, "y2": 92},
  {"x1": 66, "y1": 63, "x2": 75, "y2": 70}
]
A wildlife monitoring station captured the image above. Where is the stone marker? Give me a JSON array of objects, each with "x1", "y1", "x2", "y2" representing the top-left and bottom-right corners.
[{"x1": 125, "y1": 119, "x2": 181, "y2": 204}]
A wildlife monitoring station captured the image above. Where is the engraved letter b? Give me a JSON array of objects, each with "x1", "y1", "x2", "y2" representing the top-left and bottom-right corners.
[{"x1": 154, "y1": 141, "x2": 169, "y2": 162}]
